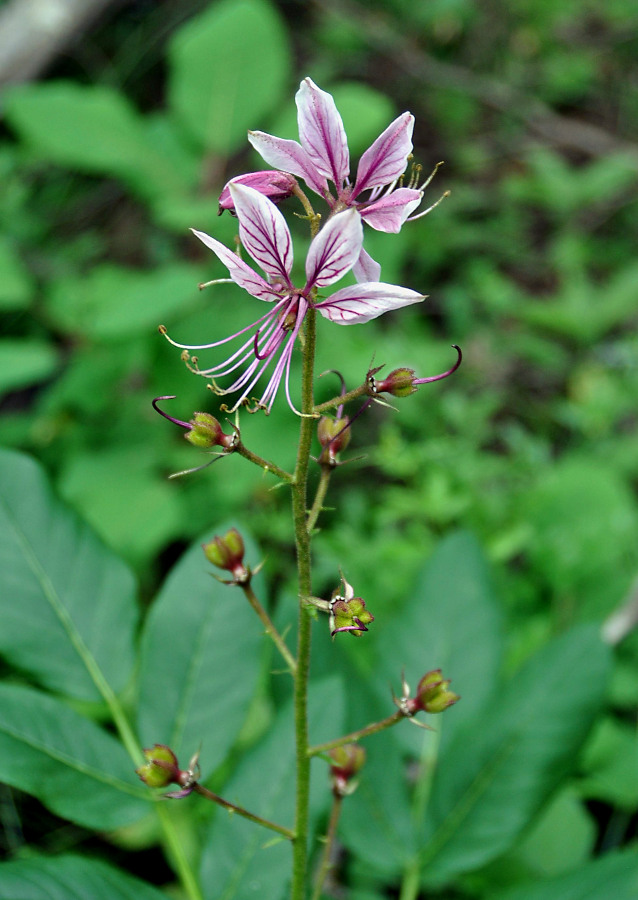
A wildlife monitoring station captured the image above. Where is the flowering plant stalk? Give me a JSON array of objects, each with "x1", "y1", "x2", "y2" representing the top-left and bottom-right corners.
[{"x1": 150, "y1": 77, "x2": 460, "y2": 900}]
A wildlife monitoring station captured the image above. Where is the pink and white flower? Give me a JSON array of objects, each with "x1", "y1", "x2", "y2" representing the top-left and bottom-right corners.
[
  {"x1": 163, "y1": 183, "x2": 424, "y2": 413},
  {"x1": 245, "y1": 78, "x2": 437, "y2": 280}
]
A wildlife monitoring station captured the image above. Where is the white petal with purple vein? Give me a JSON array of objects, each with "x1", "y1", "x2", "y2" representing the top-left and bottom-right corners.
[{"x1": 315, "y1": 283, "x2": 424, "y2": 324}]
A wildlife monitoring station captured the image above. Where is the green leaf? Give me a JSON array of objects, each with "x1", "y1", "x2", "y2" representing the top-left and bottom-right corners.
[
  {"x1": 494, "y1": 847, "x2": 638, "y2": 900},
  {"x1": 137, "y1": 526, "x2": 268, "y2": 767},
  {"x1": 375, "y1": 532, "x2": 504, "y2": 751},
  {"x1": 46, "y1": 263, "x2": 202, "y2": 340},
  {"x1": 0, "y1": 684, "x2": 147, "y2": 830},
  {"x1": 419, "y1": 625, "x2": 611, "y2": 884},
  {"x1": 58, "y1": 449, "x2": 184, "y2": 568},
  {"x1": 199, "y1": 678, "x2": 344, "y2": 900},
  {"x1": 0, "y1": 854, "x2": 167, "y2": 900},
  {"x1": 0, "y1": 339, "x2": 59, "y2": 396},
  {"x1": 0, "y1": 449, "x2": 138, "y2": 701},
  {"x1": 524, "y1": 458, "x2": 638, "y2": 618},
  {"x1": 0, "y1": 236, "x2": 34, "y2": 310},
  {"x1": 167, "y1": 0, "x2": 290, "y2": 155},
  {"x1": 512, "y1": 788, "x2": 595, "y2": 877},
  {"x1": 579, "y1": 717, "x2": 638, "y2": 810},
  {"x1": 4, "y1": 82, "x2": 189, "y2": 198},
  {"x1": 338, "y1": 727, "x2": 416, "y2": 881}
]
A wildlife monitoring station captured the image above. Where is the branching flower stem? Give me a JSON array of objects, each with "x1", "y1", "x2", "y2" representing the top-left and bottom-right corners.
[
  {"x1": 314, "y1": 383, "x2": 369, "y2": 415},
  {"x1": 236, "y1": 442, "x2": 294, "y2": 483},
  {"x1": 192, "y1": 784, "x2": 295, "y2": 840},
  {"x1": 240, "y1": 583, "x2": 297, "y2": 675},
  {"x1": 310, "y1": 793, "x2": 343, "y2": 900},
  {"x1": 308, "y1": 710, "x2": 404, "y2": 757}
]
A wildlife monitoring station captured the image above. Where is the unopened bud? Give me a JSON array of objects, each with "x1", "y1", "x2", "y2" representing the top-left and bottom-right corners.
[
  {"x1": 415, "y1": 669, "x2": 460, "y2": 713},
  {"x1": 328, "y1": 743, "x2": 366, "y2": 796},
  {"x1": 152, "y1": 397, "x2": 237, "y2": 452},
  {"x1": 136, "y1": 744, "x2": 179, "y2": 788},
  {"x1": 202, "y1": 528, "x2": 249, "y2": 582},
  {"x1": 185, "y1": 412, "x2": 235, "y2": 450},
  {"x1": 373, "y1": 368, "x2": 418, "y2": 397},
  {"x1": 219, "y1": 171, "x2": 297, "y2": 214},
  {"x1": 317, "y1": 415, "x2": 351, "y2": 466}
]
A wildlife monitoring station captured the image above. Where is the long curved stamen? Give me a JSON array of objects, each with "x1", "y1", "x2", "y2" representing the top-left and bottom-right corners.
[
  {"x1": 406, "y1": 189, "x2": 450, "y2": 222},
  {"x1": 254, "y1": 319, "x2": 285, "y2": 360},
  {"x1": 225, "y1": 320, "x2": 284, "y2": 391},
  {"x1": 194, "y1": 310, "x2": 282, "y2": 377},
  {"x1": 415, "y1": 344, "x2": 462, "y2": 384},
  {"x1": 260, "y1": 297, "x2": 307, "y2": 413},
  {"x1": 152, "y1": 396, "x2": 191, "y2": 429},
  {"x1": 159, "y1": 299, "x2": 285, "y2": 352}
]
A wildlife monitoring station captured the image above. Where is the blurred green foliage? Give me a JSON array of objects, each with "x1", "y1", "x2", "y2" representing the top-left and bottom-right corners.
[{"x1": 0, "y1": 0, "x2": 637, "y2": 896}]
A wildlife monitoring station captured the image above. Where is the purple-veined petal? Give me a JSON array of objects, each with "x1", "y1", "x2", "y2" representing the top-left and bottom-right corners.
[
  {"x1": 315, "y1": 282, "x2": 425, "y2": 324},
  {"x1": 359, "y1": 188, "x2": 422, "y2": 233},
  {"x1": 218, "y1": 171, "x2": 297, "y2": 212},
  {"x1": 230, "y1": 183, "x2": 294, "y2": 283},
  {"x1": 352, "y1": 112, "x2": 414, "y2": 195},
  {"x1": 191, "y1": 228, "x2": 280, "y2": 303},
  {"x1": 296, "y1": 78, "x2": 349, "y2": 187},
  {"x1": 247, "y1": 132, "x2": 328, "y2": 197},
  {"x1": 352, "y1": 247, "x2": 382, "y2": 283},
  {"x1": 304, "y1": 208, "x2": 362, "y2": 289}
]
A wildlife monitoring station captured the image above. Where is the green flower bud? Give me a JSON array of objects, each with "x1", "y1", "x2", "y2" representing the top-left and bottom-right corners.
[
  {"x1": 185, "y1": 412, "x2": 234, "y2": 449},
  {"x1": 136, "y1": 744, "x2": 179, "y2": 788},
  {"x1": 416, "y1": 669, "x2": 460, "y2": 713},
  {"x1": 317, "y1": 415, "x2": 351, "y2": 467},
  {"x1": 328, "y1": 743, "x2": 366, "y2": 796},
  {"x1": 202, "y1": 528, "x2": 248, "y2": 582},
  {"x1": 374, "y1": 368, "x2": 418, "y2": 397}
]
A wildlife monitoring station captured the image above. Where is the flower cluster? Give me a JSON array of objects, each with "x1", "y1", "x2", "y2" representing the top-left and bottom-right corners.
[{"x1": 161, "y1": 77, "x2": 447, "y2": 415}]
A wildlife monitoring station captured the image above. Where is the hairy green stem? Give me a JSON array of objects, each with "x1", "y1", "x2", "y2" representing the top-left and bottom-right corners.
[
  {"x1": 310, "y1": 793, "x2": 343, "y2": 900},
  {"x1": 308, "y1": 710, "x2": 404, "y2": 757},
  {"x1": 193, "y1": 784, "x2": 294, "y2": 840},
  {"x1": 314, "y1": 383, "x2": 368, "y2": 415},
  {"x1": 241, "y1": 582, "x2": 297, "y2": 675},
  {"x1": 236, "y1": 442, "x2": 294, "y2": 483},
  {"x1": 306, "y1": 466, "x2": 332, "y2": 535},
  {"x1": 291, "y1": 308, "x2": 317, "y2": 900}
]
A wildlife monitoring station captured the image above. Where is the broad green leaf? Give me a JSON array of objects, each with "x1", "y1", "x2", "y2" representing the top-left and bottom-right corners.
[
  {"x1": 579, "y1": 717, "x2": 638, "y2": 810},
  {"x1": 338, "y1": 727, "x2": 416, "y2": 881},
  {"x1": 494, "y1": 847, "x2": 638, "y2": 900},
  {"x1": 512, "y1": 788, "x2": 595, "y2": 877},
  {"x1": 0, "y1": 449, "x2": 138, "y2": 701},
  {"x1": 524, "y1": 458, "x2": 638, "y2": 618},
  {"x1": 199, "y1": 678, "x2": 344, "y2": 900},
  {"x1": 4, "y1": 82, "x2": 189, "y2": 198},
  {"x1": 167, "y1": 0, "x2": 290, "y2": 154},
  {"x1": 46, "y1": 263, "x2": 202, "y2": 340},
  {"x1": 0, "y1": 854, "x2": 166, "y2": 900},
  {"x1": 137, "y1": 526, "x2": 268, "y2": 767},
  {"x1": 0, "y1": 339, "x2": 59, "y2": 396},
  {"x1": 58, "y1": 449, "x2": 184, "y2": 568},
  {"x1": 0, "y1": 684, "x2": 147, "y2": 830},
  {"x1": 374, "y1": 532, "x2": 503, "y2": 753},
  {"x1": 0, "y1": 236, "x2": 34, "y2": 310},
  {"x1": 419, "y1": 625, "x2": 611, "y2": 884}
]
